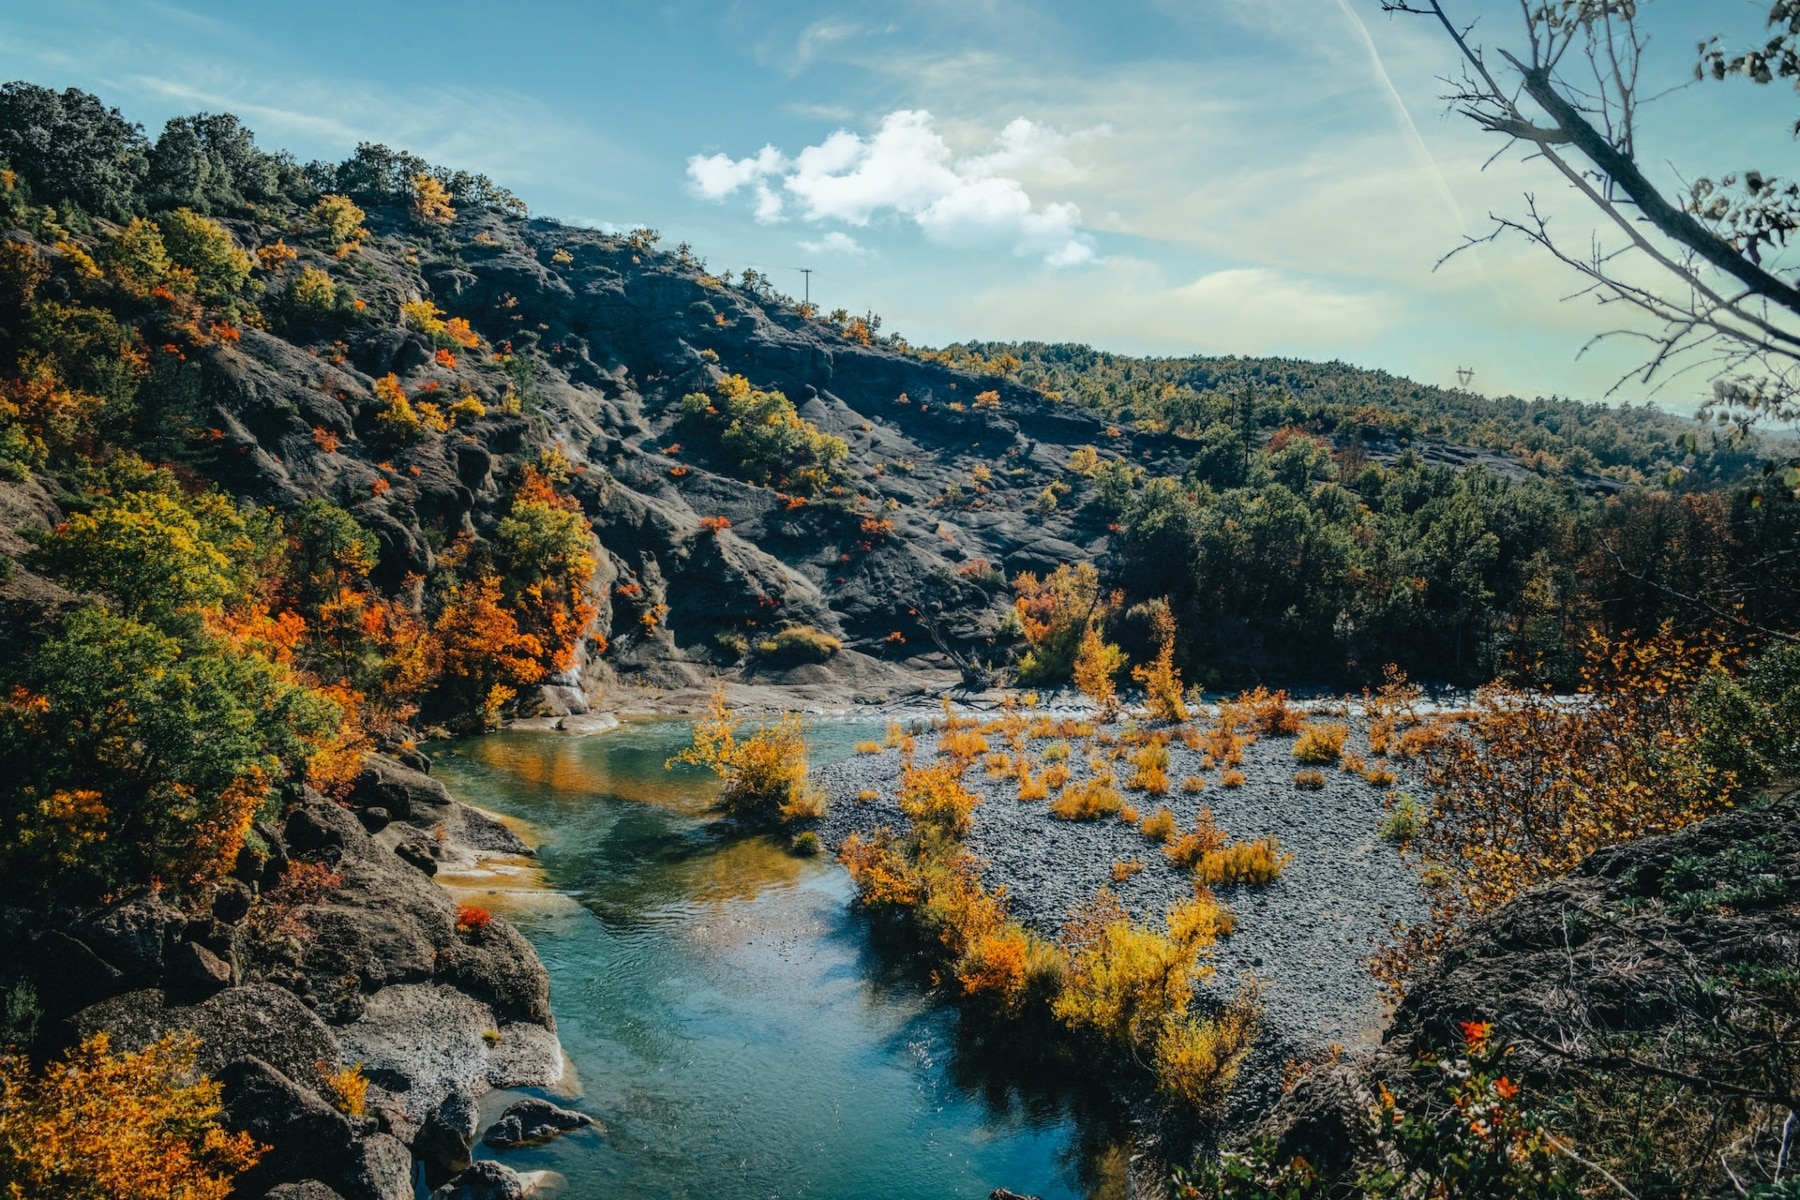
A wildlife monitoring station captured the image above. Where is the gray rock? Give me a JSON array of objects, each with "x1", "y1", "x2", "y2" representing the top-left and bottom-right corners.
[
  {"x1": 342, "y1": 1132, "x2": 414, "y2": 1200},
  {"x1": 30, "y1": 930, "x2": 124, "y2": 1016},
  {"x1": 481, "y1": 1097, "x2": 594, "y2": 1149},
  {"x1": 265, "y1": 1184, "x2": 348, "y2": 1200},
  {"x1": 350, "y1": 754, "x2": 455, "y2": 822},
  {"x1": 75, "y1": 893, "x2": 185, "y2": 985},
  {"x1": 416, "y1": 1088, "x2": 479, "y2": 1183},
  {"x1": 164, "y1": 940, "x2": 233, "y2": 1003},
  {"x1": 69, "y1": 983, "x2": 341, "y2": 1085},
  {"x1": 357, "y1": 806, "x2": 393, "y2": 833},
  {"x1": 218, "y1": 1057, "x2": 355, "y2": 1198},
  {"x1": 430, "y1": 1161, "x2": 531, "y2": 1200}
]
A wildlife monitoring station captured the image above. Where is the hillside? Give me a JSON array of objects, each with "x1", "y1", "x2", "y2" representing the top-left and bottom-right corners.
[{"x1": 4, "y1": 83, "x2": 1795, "y2": 715}]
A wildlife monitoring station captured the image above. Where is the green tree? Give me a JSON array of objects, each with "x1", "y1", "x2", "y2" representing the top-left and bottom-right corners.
[{"x1": 156, "y1": 208, "x2": 252, "y2": 302}]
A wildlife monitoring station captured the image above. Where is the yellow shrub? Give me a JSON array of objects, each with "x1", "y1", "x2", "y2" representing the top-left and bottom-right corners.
[
  {"x1": 856, "y1": 789, "x2": 880, "y2": 803},
  {"x1": 938, "y1": 727, "x2": 990, "y2": 762},
  {"x1": 1363, "y1": 762, "x2": 1398, "y2": 787},
  {"x1": 1053, "y1": 891, "x2": 1211, "y2": 1050},
  {"x1": 1292, "y1": 722, "x2": 1348, "y2": 765},
  {"x1": 1119, "y1": 803, "x2": 1140, "y2": 824},
  {"x1": 1181, "y1": 774, "x2": 1206, "y2": 794},
  {"x1": 321, "y1": 1062, "x2": 368, "y2": 1116},
  {"x1": 1111, "y1": 857, "x2": 1145, "y2": 882},
  {"x1": 1293, "y1": 769, "x2": 1326, "y2": 790},
  {"x1": 1125, "y1": 743, "x2": 1171, "y2": 793},
  {"x1": 1220, "y1": 769, "x2": 1247, "y2": 787},
  {"x1": 1193, "y1": 837, "x2": 1291, "y2": 888},
  {"x1": 855, "y1": 740, "x2": 882, "y2": 755},
  {"x1": 667, "y1": 685, "x2": 824, "y2": 825},
  {"x1": 1341, "y1": 750, "x2": 1367, "y2": 774},
  {"x1": 883, "y1": 720, "x2": 907, "y2": 748},
  {"x1": 1043, "y1": 740, "x2": 1070, "y2": 762},
  {"x1": 1042, "y1": 762, "x2": 1071, "y2": 791},
  {"x1": 1152, "y1": 986, "x2": 1259, "y2": 1113},
  {"x1": 0, "y1": 1032, "x2": 260, "y2": 1200},
  {"x1": 1049, "y1": 774, "x2": 1123, "y2": 821},
  {"x1": 1131, "y1": 601, "x2": 1189, "y2": 722},
  {"x1": 898, "y1": 762, "x2": 981, "y2": 839},
  {"x1": 983, "y1": 752, "x2": 1016, "y2": 778},
  {"x1": 1016, "y1": 765, "x2": 1049, "y2": 802}
]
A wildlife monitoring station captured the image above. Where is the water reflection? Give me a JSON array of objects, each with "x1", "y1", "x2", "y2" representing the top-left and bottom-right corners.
[{"x1": 431, "y1": 721, "x2": 1132, "y2": 1200}]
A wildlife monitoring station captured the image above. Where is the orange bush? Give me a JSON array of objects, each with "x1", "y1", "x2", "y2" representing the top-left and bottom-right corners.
[
  {"x1": 0, "y1": 1032, "x2": 260, "y2": 1200},
  {"x1": 456, "y1": 904, "x2": 492, "y2": 932},
  {"x1": 1238, "y1": 686, "x2": 1304, "y2": 735}
]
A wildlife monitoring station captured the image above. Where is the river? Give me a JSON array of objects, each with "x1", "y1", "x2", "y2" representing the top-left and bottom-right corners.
[{"x1": 429, "y1": 720, "x2": 1130, "y2": 1200}]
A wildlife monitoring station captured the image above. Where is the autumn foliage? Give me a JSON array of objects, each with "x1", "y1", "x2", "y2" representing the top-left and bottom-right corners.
[
  {"x1": 0, "y1": 1032, "x2": 260, "y2": 1200},
  {"x1": 667, "y1": 684, "x2": 825, "y2": 824}
]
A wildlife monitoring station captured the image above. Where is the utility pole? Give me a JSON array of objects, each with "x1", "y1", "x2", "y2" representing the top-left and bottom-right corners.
[
  {"x1": 798, "y1": 267, "x2": 812, "y2": 309},
  {"x1": 1456, "y1": 365, "x2": 1474, "y2": 388}
]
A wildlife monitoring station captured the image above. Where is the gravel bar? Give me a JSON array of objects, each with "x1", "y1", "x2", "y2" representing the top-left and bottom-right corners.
[{"x1": 816, "y1": 711, "x2": 1427, "y2": 1060}]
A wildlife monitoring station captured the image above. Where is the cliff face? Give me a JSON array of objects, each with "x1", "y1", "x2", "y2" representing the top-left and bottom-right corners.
[{"x1": 150, "y1": 204, "x2": 1197, "y2": 707}]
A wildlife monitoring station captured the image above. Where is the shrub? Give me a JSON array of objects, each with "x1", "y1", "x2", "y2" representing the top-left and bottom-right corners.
[
  {"x1": 1153, "y1": 985, "x2": 1260, "y2": 1113},
  {"x1": 1013, "y1": 563, "x2": 1119, "y2": 684},
  {"x1": 1237, "y1": 686, "x2": 1304, "y2": 735},
  {"x1": 1125, "y1": 743, "x2": 1171, "y2": 793},
  {"x1": 855, "y1": 740, "x2": 882, "y2": 755},
  {"x1": 1292, "y1": 722, "x2": 1348, "y2": 764},
  {"x1": 667, "y1": 685, "x2": 825, "y2": 825},
  {"x1": 320, "y1": 1063, "x2": 369, "y2": 1116},
  {"x1": 1016, "y1": 765, "x2": 1049, "y2": 801},
  {"x1": 287, "y1": 266, "x2": 339, "y2": 318},
  {"x1": 937, "y1": 727, "x2": 989, "y2": 762},
  {"x1": 1220, "y1": 769, "x2": 1246, "y2": 787},
  {"x1": 455, "y1": 904, "x2": 492, "y2": 933},
  {"x1": 683, "y1": 375, "x2": 847, "y2": 492},
  {"x1": 699, "y1": 515, "x2": 731, "y2": 534},
  {"x1": 1293, "y1": 769, "x2": 1326, "y2": 789},
  {"x1": 1110, "y1": 858, "x2": 1145, "y2": 882},
  {"x1": 897, "y1": 762, "x2": 981, "y2": 839},
  {"x1": 0, "y1": 1031, "x2": 260, "y2": 1200},
  {"x1": 1340, "y1": 749, "x2": 1367, "y2": 774},
  {"x1": 1139, "y1": 806, "x2": 1178, "y2": 843},
  {"x1": 1193, "y1": 837, "x2": 1290, "y2": 888},
  {"x1": 1363, "y1": 761, "x2": 1398, "y2": 786},
  {"x1": 756, "y1": 625, "x2": 840, "y2": 664},
  {"x1": 855, "y1": 789, "x2": 880, "y2": 803},
  {"x1": 1052, "y1": 890, "x2": 1213, "y2": 1051},
  {"x1": 1050, "y1": 774, "x2": 1123, "y2": 821},
  {"x1": 1163, "y1": 809, "x2": 1227, "y2": 869},
  {"x1": 1378, "y1": 792, "x2": 1424, "y2": 843},
  {"x1": 411, "y1": 172, "x2": 455, "y2": 225},
  {"x1": 790, "y1": 830, "x2": 822, "y2": 856},
  {"x1": 1073, "y1": 624, "x2": 1128, "y2": 716},
  {"x1": 1119, "y1": 803, "x2": 1140, "y2": 824},
  {"x1": 1043, "y1": 740, "x2": 1070, "y2": 762},
  {"x1": 1181, "y1": 774, "x2": 1206, "y2": 793},
  {"x1": 1042, "y1": 762, "x2": 1071, "y2": 790}
]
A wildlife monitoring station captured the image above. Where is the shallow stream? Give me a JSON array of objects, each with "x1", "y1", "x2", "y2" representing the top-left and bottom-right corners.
[{"x1": 430, "y1": 720, "x2": 1128, "y2": 1200}]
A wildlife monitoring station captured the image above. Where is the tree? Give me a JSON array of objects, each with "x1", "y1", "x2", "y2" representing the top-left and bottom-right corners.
[
  {"x1": 146, "y1": 113, "x2": 295, "y2": 214},
  {"x1": 1386, "y1": 1, "x2": 1800, "y2": 454},
  {"x1": 0, "y1": 82, "x2": 147, "y2": 220},
  {"x1": 0, "y1": 1032, "x2": 260, "y2": 1200},
  {"x1": 411, "y1": 172, "x2": 455, "y2": 226},
  {"x1": 156, "y1": 208, "x2": 252, "y2": 303}
]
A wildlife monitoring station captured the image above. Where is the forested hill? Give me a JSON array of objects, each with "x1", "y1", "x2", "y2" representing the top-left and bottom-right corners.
[
  {"x1": 924, "y1": 341, "x2": 1766, "y2": 490},
  {"x1": 0, "y1": 74, "x2": 1794, "y2": 767}
]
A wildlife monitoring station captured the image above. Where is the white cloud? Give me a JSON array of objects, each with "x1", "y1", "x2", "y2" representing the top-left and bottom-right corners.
[
  {"x1": 686, "y1": 109, "x2": 1098, "y2": 267},
  {"x1": 798, "y1": 231, "x2": 869, "y2": 257}
]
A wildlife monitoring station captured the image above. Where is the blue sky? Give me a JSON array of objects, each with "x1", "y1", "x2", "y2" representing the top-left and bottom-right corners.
[{"x1": 3, "y1": 0, "x2": 1791, "y2": 409}]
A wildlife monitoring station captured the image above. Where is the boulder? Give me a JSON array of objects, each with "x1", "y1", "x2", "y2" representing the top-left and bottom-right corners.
[
  {"x1": 349, "y1": 754, "x2": 455, "y2": 823},
  {"x1": 430, "y1": 1161, "x2": 533, "y2": 1200},
  {"x1": 218, "y1": 1057, "x2": 355, "y2": 1198},
  {"x1": 212, "y1": 880, "x2": 254, "y2": 925},
  {"x1": 357, "y1": 806, "x2": 393, "y2": 833},
  {"x1": 342, "y1": 1132, "x2": 414, "y2": 1200},
  {"x1": 29, "y1": 930, "x2": 125, "y2": 1017},
  {"x1": 69, "y1": 984, "x2": 341, "y2": 1085},
  {"x1": 74, "y1": 893, "x2": 186, "y2": 986},
  {"x1": 435, "y1": 920, "x2": 553, "y2": 1023},
  {"x1": 415, "y1": 1088, "x2": 479, "y2": 1184},
  {"x1": 265, "y1": 1184, "x2": 348, "y2": 1200},
  {"x1": 481, "y1": 1097, "x2": 594, "y2": 1149},
  {"x1": 163, "y1": 940, "x2": 233, "y2": 1003}
]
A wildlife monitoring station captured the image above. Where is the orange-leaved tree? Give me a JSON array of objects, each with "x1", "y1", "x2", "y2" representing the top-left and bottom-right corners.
[
  {"x1": 0, "y1": 1032, "x2": 260, "y2": 1200},
  {"x1": 1374, "y1": 625, "x2": 1744, "y2": 996}
]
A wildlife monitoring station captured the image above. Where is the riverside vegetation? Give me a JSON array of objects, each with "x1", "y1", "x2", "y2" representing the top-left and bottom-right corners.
[{"x1": 0, "y1": 75, "x2": 1795, "y2": 1200}]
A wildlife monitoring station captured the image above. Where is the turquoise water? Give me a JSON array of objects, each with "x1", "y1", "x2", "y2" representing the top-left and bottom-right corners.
[{"x1": 430, "y1": 721, "x2": 1127, "y2": 1200}]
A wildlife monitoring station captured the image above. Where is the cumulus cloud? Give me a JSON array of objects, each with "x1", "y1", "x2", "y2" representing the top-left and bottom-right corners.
[
  {"x1": 686, "y1": 110, "x2": 1097, "y2": 267},
  {"x1": 798, "y1": 231, "x2": 869, "y2": 257}
]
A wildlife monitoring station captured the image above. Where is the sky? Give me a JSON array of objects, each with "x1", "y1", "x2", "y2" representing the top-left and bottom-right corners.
[{"x1": 1, "y1": 0, "x2": 1792, "y2": 410}]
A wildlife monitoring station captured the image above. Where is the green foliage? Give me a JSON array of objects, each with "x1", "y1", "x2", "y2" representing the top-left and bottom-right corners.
[
  {"x1": 681, "y1": 375, "x2": 847, "y2": 492},
  {"x1": 147, "y1": 112, "x2": 300, "y2": 214},
  {"x1": 156, "y1": 208, "x2": 252, "y2": 302},
  {"x1": 0, "y1": 82, "x2": 148, "y2": 221},
  {"x1": 29, "y1": 471, "x2": 266, "y2": 629},
  {"x1": 0, "y1": 606, "x2": 338, "y2": 899}
]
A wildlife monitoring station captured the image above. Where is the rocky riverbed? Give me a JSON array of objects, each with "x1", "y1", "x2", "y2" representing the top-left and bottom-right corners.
[{"x1": 816, "y1": 706, "x2": 1428, "y2": 1082}]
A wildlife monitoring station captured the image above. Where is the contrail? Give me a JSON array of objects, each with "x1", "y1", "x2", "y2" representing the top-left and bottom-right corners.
[
  {"x1": 1332, "y1": 0, "x2": 1468, "y2": 235},
  {"x1": 1332, "y1": 0, "x2": 1509, "y2": 319}
]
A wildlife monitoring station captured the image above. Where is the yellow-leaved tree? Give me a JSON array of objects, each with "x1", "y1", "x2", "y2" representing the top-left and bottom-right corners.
[{"x1": 0, "y1": 1032, "x2": 261, "y2": 1200}]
